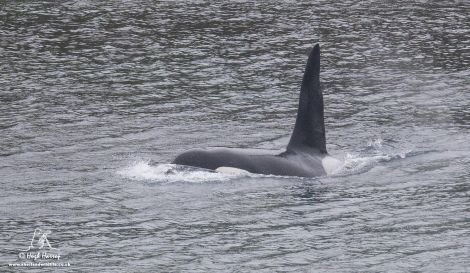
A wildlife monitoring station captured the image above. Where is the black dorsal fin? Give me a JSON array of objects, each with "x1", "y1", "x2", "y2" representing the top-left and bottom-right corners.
[{"x1": 286, "y1": 44, "x2": 327, "y2": 154}]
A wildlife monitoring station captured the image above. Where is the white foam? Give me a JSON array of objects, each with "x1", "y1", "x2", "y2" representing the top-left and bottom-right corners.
[
  {"x1": 117, "y1": 160, "x2": 245, "y2": 183},
  {"x1": 322, "y1": 156, "x2": 343, "y2": 175},
  {"x1": 367, "y1": 138, "x2": 383, "y2": 149},
  {"x1": 332, "y1": 138, "x2": 412, "y2": 176},
  {"x1": 333, "y1": 153, "x2": 391, "y2": 175}
]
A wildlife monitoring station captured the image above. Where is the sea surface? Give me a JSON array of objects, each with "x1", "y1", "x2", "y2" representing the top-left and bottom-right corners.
[{"x1": 1, "y1": 1, "x2": 469, "y2": 272}]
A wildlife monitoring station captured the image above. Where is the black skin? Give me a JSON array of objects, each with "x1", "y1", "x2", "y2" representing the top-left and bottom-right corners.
[
  {"x1": 173, "y1": 148, "x2": 326, "y2": 177},
  {"x1": 173, "y1": 44, "x2": 330, "y2": 178}
]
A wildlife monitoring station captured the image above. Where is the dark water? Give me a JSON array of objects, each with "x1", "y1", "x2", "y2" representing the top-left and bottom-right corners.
[{"x1": 1, "y1": 1, "x2": 469, "y2": 272}]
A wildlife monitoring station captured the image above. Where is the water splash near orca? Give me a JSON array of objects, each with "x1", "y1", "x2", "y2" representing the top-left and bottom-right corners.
[
  {"x1": 332, "y1": 138, "x2": 412, "y2": 176},
  {"x1": 117, "y1": 139, "x2": 412, "y2": 182},
  {"x1": 117, "y1": 160, "x2": 246, "y2": 183}
]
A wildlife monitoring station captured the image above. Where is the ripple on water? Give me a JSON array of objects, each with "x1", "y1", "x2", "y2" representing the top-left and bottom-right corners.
[{"x1": 1, "y1": 1, "x2": 469, "y2": 272}]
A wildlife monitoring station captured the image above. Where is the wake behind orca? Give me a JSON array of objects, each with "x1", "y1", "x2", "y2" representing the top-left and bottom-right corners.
[{"x1": 173, "y1": 44, "x2": 341, "y2": 177}]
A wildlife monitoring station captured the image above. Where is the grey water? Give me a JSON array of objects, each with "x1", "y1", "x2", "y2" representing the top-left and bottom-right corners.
[{"x1": 1, "y1": 1, "x2": 469, "y2": 272}]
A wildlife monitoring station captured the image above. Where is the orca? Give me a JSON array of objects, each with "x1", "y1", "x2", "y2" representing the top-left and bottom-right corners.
[{"x1": 173, "y1": 44, "x2": 341, "y2": 177}]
